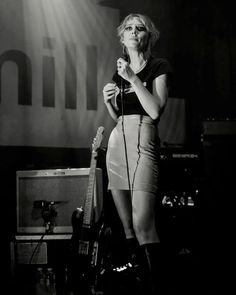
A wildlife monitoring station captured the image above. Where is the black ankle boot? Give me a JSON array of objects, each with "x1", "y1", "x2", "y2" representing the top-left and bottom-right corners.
[
  {"x1": 126, "y1": 237, "x2": 140, "y2": 267},
  {"x1": 141, "y1": 242, "x2": 164, "y2": 295},
  {"x1": 125, "y1": 237, "x2": 147, "y2": 288}
]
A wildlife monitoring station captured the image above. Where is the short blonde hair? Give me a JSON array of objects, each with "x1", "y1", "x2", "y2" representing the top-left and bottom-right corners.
[{"x1": 117, "y1": 14, "x2": 160, "y2": 59}]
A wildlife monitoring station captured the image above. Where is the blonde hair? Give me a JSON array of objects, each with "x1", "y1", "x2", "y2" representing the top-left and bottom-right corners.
[{"x1": 117, "y1": 13, "x2": 160, "y2": 60}]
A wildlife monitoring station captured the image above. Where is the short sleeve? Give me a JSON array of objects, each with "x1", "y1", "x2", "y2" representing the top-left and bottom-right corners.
[{"x1": 147, "y1": 57, "x2": 173, "y2": 89}]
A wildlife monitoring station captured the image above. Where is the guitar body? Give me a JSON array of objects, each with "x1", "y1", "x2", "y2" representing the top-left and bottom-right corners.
[
  {"x1": 69, "y1": 212, "x2": 106, "y2": 295},
  {"x1": 68, "y1": 127, "x2": 105, "y2": 295}
]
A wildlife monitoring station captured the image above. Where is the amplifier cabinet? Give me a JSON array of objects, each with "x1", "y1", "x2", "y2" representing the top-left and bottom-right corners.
[
  {"x1": 202, "y1": 119, "x2": 236, "y2": 136},
  {"x1": 16, "y1": 168, "x2": 103, "y2": 234},
  {"x1": 11, "y1": 234, "x2": 71, "y2": 266},
  {"x1": 10, "y1": 234, "x2": 72, "y2": 294}
]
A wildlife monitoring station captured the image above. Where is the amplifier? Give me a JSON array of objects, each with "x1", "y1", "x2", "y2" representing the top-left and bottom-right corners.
[
  {"x1": 16, "y1": 168, "x2": 103, "y2": 234},
  {"x1": 202, "y1": 119, "x2": 236, "y2": 136},
  {"x1": 14, "y1": 241, "x2": 48, "y2": 265},
  {"x1": 10, "y1": 235, "x2": 72, "y2": 276}
]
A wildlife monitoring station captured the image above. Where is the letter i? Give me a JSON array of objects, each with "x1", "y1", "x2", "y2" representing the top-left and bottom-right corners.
[{"x1": 42, "y1": 37, "x2": 55, "y2": 107}]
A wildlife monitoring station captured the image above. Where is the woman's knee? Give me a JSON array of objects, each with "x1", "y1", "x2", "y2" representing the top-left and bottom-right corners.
[
  {"x1": 133, "y1": 217, "x2": 158, "y2": 243},
  {"x1": 133, "y1": 219, "x2": 152, "y2": 236}
]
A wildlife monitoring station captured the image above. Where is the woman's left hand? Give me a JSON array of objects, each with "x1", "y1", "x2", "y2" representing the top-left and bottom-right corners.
[{"x1": 117, "y1": 58, "x2": 136, "y2": 83}]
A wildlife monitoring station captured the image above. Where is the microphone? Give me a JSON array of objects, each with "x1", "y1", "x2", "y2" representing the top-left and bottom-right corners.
[{"x1": 33, "y1": 200, "x2": 63, "y2": 208}]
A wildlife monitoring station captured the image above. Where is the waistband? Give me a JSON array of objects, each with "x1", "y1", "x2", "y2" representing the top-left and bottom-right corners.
[{"x1": 117, "y1": 114, "x2": 155, "y2": 124}]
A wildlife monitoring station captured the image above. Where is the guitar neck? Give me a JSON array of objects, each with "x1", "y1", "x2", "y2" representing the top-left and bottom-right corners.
[{"x1": 82, "y1": 151, "x2": 97, "y2": 226}]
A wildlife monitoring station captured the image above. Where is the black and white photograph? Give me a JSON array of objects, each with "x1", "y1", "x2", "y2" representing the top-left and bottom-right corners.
[{"x1": 1, "y1": 0, "x2": 235, "y2": 294}]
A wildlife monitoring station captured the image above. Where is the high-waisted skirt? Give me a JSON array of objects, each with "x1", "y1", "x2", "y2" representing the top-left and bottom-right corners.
[{"x1": 106, "y1": 115, "x2": 160, "y2": 194}]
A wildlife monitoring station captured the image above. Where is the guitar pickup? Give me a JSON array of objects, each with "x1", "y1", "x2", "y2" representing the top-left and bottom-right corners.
[{"x1": 78, "y1": 240, "x2": 90, "y2": 255}]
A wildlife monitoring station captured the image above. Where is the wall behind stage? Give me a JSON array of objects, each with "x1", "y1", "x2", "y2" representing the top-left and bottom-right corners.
[{"x1": 0, "y1": 0, "x2": 119, "y2": 148}]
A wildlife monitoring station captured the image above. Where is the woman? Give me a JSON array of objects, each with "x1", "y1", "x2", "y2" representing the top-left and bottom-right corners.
[{"x1": 103, "y1": 13, "x2": 172, "y2": 294}]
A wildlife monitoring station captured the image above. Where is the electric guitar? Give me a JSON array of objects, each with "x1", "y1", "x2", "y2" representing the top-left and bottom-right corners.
[{"x1": 70, "y1": 126, "x2": 105, "y2": 294}]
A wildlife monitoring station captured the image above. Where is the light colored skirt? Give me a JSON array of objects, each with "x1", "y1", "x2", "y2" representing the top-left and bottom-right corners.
[{"x1": 106, "y1": 115, "x2": 160, "y2": 193}]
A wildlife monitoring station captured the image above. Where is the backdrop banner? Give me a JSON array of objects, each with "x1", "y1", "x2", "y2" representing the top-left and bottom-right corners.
[{"x1": 0, "y1": 0, "x2": 119, "y2": 147}]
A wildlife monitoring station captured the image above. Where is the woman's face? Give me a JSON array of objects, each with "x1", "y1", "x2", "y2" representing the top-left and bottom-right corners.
[{"x1": 122, "y1": 17, "x2": 149, "y2": 52}]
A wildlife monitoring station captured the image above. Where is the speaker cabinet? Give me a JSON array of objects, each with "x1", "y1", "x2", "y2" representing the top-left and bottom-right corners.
[
  {"x1": 16, "y1": 168, "x2": 103, "y2": 234},
  {"x1": 202, "y1": 121, "x2": 236, "y2": 202},
  {"x1": 201, "y1": 121, "x2": 236, "y2": 273}
]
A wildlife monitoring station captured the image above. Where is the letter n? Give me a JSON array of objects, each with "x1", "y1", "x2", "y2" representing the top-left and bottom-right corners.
[{"x1": 0, "y1": 50, "x2": 32, "y2": 105}]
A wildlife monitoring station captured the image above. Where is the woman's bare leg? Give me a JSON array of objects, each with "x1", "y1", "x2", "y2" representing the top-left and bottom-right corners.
[
  {"x1": 132, "y1": 190, "x2": 159, "y2": 245},
  {"x1": 111, "y1": 189, "x2": 135, "y2": 239}
]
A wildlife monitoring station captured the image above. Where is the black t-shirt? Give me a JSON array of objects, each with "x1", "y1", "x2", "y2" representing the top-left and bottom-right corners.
[{"x1": 112, "y1": 56, "x2": 172, "y2": 118}]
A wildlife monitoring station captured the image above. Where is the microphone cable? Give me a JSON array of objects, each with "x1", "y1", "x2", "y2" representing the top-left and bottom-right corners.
[
  {"x1": 120, "y1": 78, "x2": 131, "y2": 193},
  {"x1": 29, "y1": 233, "x2": 45, "y2": 264}
]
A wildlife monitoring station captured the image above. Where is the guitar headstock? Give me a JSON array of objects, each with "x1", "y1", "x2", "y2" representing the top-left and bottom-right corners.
[{"x1": 92, "y1": 126, "x2": 105, "y2": 152}]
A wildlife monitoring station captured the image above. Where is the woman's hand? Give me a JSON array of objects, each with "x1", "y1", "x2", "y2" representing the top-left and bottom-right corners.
[
  {"x1": 103, "y1": 83, "x2": 119, "y2": 104},
  {"x1": 117, "y1": 58, "x2": 137, "y2": 83},
  {"x1": 103, "y1": 83, "x2": 119, "y2": 121}
]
